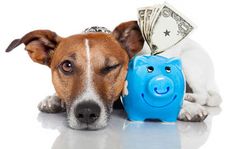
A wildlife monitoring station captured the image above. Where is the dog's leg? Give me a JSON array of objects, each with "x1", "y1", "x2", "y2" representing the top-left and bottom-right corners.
[
  {"x1": 206, "y1": 89, "x2": 222, "y2": 107},
  {"x1": 182, "y1": 62, "x2": 209, "y2": 105},
  {"x1": 184, "y1": 76, "x2": 208, "y2": 105},
  {"x1": 38, "y1": 94, "x2": 66, "y2": 113},
  {"x1": 184, "y1": 92, "x2": 208, "y2": 105},
  {"x1": 185, "y1": 76, "x2": 222, "y2": 106},
  {"x1": 203, "y1": 78, "x2": 222, "y2": 106},
  {"x1": 178, "y1": 100, "x2": 208, "y2": 122}
]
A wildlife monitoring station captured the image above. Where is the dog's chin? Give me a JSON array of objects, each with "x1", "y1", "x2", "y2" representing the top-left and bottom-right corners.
[
  {"x1": 67, "y1": 102, "x2": 113, "y2": 130},
  {"x1": 68, "y1": 120, "x2": 108, "y2": 130},
  {"x1": 67, "y1": 115, "x2": 110, "y2": 130}
]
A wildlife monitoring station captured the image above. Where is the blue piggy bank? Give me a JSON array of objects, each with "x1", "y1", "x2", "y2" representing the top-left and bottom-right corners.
[{"x1": 122, "y1": 55, "x2": 185, "y2": 122}]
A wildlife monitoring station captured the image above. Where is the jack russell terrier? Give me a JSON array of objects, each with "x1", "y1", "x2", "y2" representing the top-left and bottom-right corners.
[{"x1": 5, "y1": 21, "x2": 221, "y2": 130}]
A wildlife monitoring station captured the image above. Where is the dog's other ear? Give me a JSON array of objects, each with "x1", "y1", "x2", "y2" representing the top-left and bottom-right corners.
[
  {"x1": 112, "y1": 21, "x2": 144, "y2": 58},
  {"x1": 5, "y1": 30, "x2": 62, "y2": 66}
]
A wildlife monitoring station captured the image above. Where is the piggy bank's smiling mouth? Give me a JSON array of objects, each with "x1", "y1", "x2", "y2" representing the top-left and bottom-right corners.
[
  {"x1": 154, "y1": 86, "x2": 170, "y2": 95},
  {"x1": 141, "y1": 93, "x2": 177, "y2": 108}
]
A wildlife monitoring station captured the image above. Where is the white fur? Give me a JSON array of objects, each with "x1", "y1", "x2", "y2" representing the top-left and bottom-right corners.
[
  {"x1": 140, "y1": 38, "x2": 222, "y2": 121},
  {"x1": 68, "y1": 39, "x2": 107, "y2": 129},
  {"x1": 122, "y1": 80, "x2": 129, "y2": 96}
]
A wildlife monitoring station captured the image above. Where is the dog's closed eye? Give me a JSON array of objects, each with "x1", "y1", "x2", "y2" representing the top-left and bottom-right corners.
[{"x1": 100, "y1": 63, "x2": 121, "y2": 74}]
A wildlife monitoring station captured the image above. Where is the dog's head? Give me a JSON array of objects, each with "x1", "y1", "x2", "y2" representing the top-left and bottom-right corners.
[{"x1": 6, "y1": 21, "x2": 144, "y2": 130}]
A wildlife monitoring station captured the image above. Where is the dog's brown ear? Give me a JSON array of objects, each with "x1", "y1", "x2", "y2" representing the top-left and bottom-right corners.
[
  {"x1": 5, "y1": 30, "x2": 62, "y2": 66},
  {"x1": 112, "y1": 21, "x2": 144, "y2": 58}
]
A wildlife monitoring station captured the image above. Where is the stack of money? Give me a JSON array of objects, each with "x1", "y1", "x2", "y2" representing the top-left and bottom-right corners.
[{"x1": 138, "y1": 3, "x2": 195, "y2": 55}]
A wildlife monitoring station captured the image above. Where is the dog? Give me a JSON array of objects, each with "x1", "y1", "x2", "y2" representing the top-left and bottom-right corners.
[
  {"x1": 5, "y1": 21, "x2": 144, "y2": 130},
  {"x1": 5, "y1": 20, "x2": 221, "y2": 130}
]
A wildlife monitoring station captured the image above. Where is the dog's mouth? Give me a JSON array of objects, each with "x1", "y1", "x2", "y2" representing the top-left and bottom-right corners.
[{"x1": 141, "y1": 93, "x2": 177, "y2": 108}]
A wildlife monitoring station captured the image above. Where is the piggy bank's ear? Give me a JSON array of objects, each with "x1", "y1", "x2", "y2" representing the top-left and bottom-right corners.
[
  {"x1": 167, "y1": 58, "x2": 182, "y2": 69},
  {"x1": 131, "y1": 56, "x2": 147, "y2": 69}
]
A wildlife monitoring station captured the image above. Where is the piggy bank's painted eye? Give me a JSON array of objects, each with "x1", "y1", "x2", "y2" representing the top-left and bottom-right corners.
[
  {"x1": 147, "y1": 66, "x2": 154, "y2": 73},
  {"x1": 165, "y1": 66, "x2": 171, "y2": 73}
]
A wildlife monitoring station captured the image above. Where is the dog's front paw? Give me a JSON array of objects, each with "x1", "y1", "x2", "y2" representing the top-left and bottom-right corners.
[
  {"x1": 184, "y1": 93, "x2": 196, "y2": 102},
  {"x1": 38, "y1": 95, "x2": 66, "y2": 113},
  {"x1": 178, "y1": 101, "x2": 208, "y2": 122},
  {"x1": 184, "y1": 93, "x2": 207, "y2": 105}
]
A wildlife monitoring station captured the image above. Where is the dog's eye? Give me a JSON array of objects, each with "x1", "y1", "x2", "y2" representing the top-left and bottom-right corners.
[
  {"x1": 60, "y1": 60, "x2": 73, "y2": 74},
  {"x1": 165, "y1": 66, "x2": 171, "y2": 73},
  {"x1": 101, "y1": 64, "x2": 120, "y2": 74},
  {"x1": 147, "y1": 66, "x2": 154, "y2": 73}
]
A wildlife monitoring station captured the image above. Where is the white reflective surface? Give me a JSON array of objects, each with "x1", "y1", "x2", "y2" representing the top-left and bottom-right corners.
[
  {"x1": 37, "y1": 108, "x2": 220, "y2": 149},
  {"x1": 0, "y1": 0, "x2": 236, "y2": 148}
]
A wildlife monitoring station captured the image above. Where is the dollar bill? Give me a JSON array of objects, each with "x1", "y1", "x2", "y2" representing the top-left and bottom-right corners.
[
  {"x1": 149, "y1": 5, "x2": 161, "y2": 40},
  {"x1": 137, "y1": 7, "x2": 148, "y2": 41},
  {"x1": 137, "y1": 3, "x2": 195, "y2": 54},
  {"x1": 144, "y1": 7, "x2": 153, "y2": 41}
]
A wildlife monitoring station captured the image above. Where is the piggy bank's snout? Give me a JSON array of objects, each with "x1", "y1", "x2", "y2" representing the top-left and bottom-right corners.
[{"x1": 148, "y1": 76, "x2": 174, "y2": 98}]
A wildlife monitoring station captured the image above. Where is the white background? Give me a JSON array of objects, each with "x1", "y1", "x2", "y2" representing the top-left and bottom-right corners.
[{"x1": 0, "y1": 0, "x2": 235, "y2": 148}]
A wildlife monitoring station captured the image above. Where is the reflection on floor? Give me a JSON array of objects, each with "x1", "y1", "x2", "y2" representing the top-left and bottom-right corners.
[{"x1": 37, "y1": 107, "x2": 221, "y2": 149}]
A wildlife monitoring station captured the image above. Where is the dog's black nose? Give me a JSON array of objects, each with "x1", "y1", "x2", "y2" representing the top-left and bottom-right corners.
[{"x1": 75, "y1": 101, "x2": 101, "y2": 124}]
